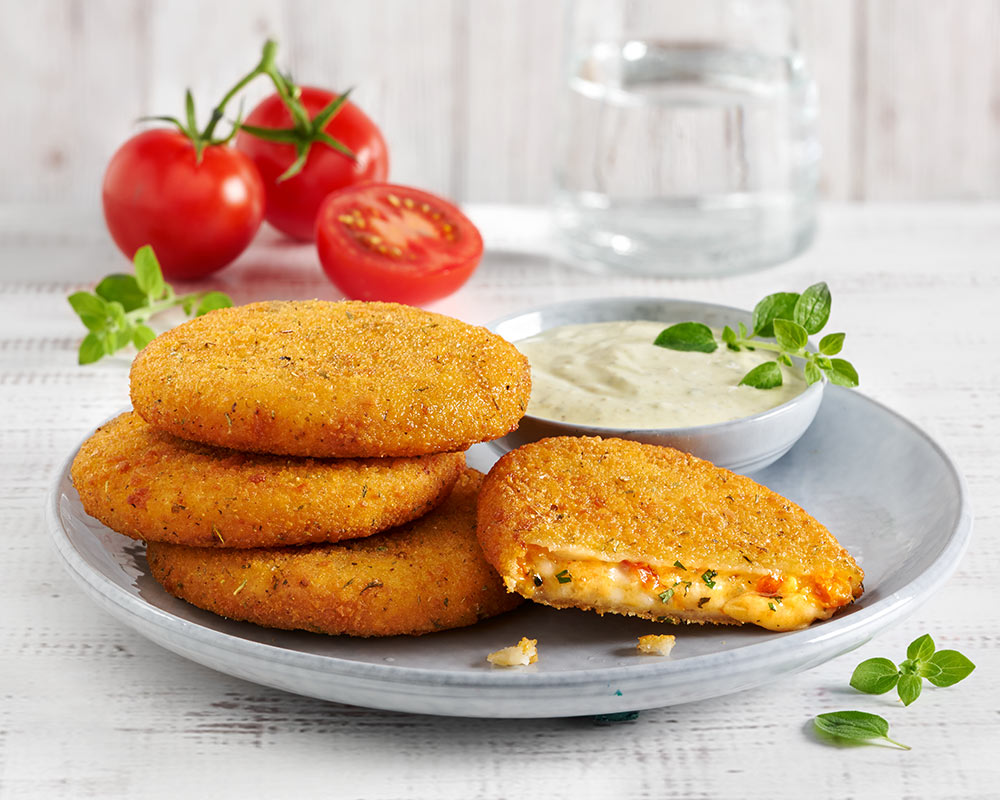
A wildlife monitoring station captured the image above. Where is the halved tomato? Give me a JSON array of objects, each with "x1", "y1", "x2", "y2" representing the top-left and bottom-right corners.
[{"x1": 315, "y1": 183, "x2": 483, "y2": 305}]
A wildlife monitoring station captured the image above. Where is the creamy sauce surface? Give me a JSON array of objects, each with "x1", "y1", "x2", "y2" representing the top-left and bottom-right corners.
[{"x1": 515, "y1": 320, "x2": 807, "y2": 428}]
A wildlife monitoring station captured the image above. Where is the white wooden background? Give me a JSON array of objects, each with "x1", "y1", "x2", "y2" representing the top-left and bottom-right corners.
[{"x1": 3, "y1": 0, "x2": 1000, "y2": 208}]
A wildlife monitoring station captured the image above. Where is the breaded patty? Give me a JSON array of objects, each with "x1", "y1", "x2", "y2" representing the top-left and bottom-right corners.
[
  {"x1": 477, "y1": 437, "x2": 863, "y2": 632},
  {"x1": 71, "y1": 412, "x2": 465, "y2": 548},
  {"x1": 146, "y1": 469, "x2": 523, "y2": 637},
  {"x1": 130, "y1": 300, "x2": 530, "y2": 457}
]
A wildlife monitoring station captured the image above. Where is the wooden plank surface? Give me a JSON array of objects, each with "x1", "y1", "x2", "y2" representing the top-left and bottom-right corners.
[
  {"x1": 2, "y1": 0, "x2": 1000, "y2": 204},
  {"x1": 0, "y1": 203, "x2": 998, "y2": 798}
]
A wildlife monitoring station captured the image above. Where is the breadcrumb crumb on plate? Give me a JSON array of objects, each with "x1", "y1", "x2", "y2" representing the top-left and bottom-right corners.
[
  {"x1": 487, "y1": 637, "x2": 538, "y2": 667},
  {"x1": 637, "y1": 634, "x2": 676, "y2": 656}
]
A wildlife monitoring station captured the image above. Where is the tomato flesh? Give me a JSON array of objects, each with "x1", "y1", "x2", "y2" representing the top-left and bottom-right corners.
[
  {"x1": 102, "y1": 129, "x2": 265, "y2": 279},
  {"x1": 315, "y1": 183, "x2": 483, "y2": 305},
  {"x1": 236, "y1": 87, "x2": 389, "y2": 241}
]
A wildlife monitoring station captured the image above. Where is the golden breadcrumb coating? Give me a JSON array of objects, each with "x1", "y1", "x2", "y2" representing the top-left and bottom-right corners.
[
  {"x1": 145, "y1": 469, "x2": 522, "y2": 637},
  {"x1": 71, "y1": 412, "x2": 464, "y2": 548},
  {"x1": 477, "y1": 436, "x2": 863, "y2": 632},
  {"x1": 129, "y1": 300, "x2": 530, "y2": 457}
]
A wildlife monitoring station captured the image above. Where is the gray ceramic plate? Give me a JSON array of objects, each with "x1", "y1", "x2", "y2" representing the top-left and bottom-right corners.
[{"x1": 48, "y1": 391, "x2": 972, "y2": 718}]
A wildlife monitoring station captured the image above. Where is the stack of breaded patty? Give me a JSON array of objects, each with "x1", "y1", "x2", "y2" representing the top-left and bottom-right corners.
[{"x1": 71, "y1": 300, "x2": 531, "y2": 637}]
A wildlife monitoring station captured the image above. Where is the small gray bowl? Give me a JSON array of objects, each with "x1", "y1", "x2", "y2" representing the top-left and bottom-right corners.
[{"x1": 487, "y1": 297, "x2": 825, "y2": 474}]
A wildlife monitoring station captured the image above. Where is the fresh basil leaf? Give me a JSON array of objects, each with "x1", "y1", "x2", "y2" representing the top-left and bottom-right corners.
[
  {"x1": 826, "y1": 358, "x2": 860, "y2": 388},
  {"x1": 132, "y1": 324, "x2": 157, "y2": 350},
  {"x1": 804, "y1": 361, "x2": 823, "y2": 385},
  {"x1": 778, "y1": 353, "x2": 793, "y2": 367},
  {"x1": 793, "y1": 282, "x2": 831, "y2": 334},
  {"x1": 78, "y1": 332, "x2": 105, "y2": 365},
  {"x1": 926, "y1": 650, "x2": 976, "y2": 687},
  {"x1": 195, "y1": 291, "x2": 234, "y2": 316},
  {"x1": 850, "y1": 658, "x2": 900, "y2": 695},
  {"x1": 113, "y1": 326, "x2": 133, "y2": 351},
  {"x1": 917, "y1": 660, "x2": 943, "y2": 680},
  {"x1": 739, "y1": 361, "x2": 782, "y2": 389},
  {"x1": 133, "y1": 245, "x2": 166, "y2": 300},
  {"x1": 773, "y1": 318, "x2": 808, "y2": 351},
  {"x1": 95, "y1": 273, "x2": 147, "y2": 312},
  {"x1": 68, "y1": 291, "x2": 110, "y2": 332},
  {"x1": 816, "y1": 356, "x2": 833, "y2": 370},
  {"x1": 907, "y1": 634, "x2": 936, "y2": 663},
  {"x1": 897, "y1": 674, "x2": 922, "y2": 706},
  {"x1": 819, "y1": 332, "x2": 845, "y2": 356},
  {"x1": 722, "y1": 325, "x2": 738, "y2": 351},
  {"x1": 737, "y1": 321, "x2": 748, "y2": 339},
  {"x1": 107, "y1": 300, "x2": 127, "y2": 329},
  {"x1": 653, "y1": 322, "x2": 718, "y2": 353},
  {"x1": 752, "y1": 292, "x2": 799, "y2": 338},
  {"x1": 813, "y1": 711, "x2": 909, "y2": 749}
]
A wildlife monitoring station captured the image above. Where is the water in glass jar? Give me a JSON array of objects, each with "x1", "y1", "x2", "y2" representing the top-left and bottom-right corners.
[{"x1": 554, "y1": 41, "x2": 820, "y2": 276}]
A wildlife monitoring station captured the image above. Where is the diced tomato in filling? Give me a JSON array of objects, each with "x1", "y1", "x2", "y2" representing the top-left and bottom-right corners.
[{"x1": 623, "y1": 560, "x2": 659, "y2": 588}]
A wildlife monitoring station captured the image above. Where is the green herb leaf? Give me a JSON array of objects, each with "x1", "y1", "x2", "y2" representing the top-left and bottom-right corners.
[
  {"x1": 850, "y1": 658, "x2": 900, "y2": 695},
  {"x1": 752, "y1": 292, "x2": 799, "y2": 338},
  {"x1": 826, "y1": 358, "x2": 860, "y2": 388},
  {"x1": 721, "y1": 325, "x2": 738, "y2": 351},
  {"x1": 773, "y1": 318, "x2": 808, "y2": 352},
  {"x1": 133, "y1": 245, "x2": 166, "y2": 300},
  {"x1": 95, "y1": 274, "x2": 147, "y2": 312},
  {"x1": 653, "y1": 322, "x2": 718, "y2": 353},
  {"x1": 813, "y1": 711, "x2": 909, "y2": 750},
  {"x1": 68, "y1": 292, "x2": 110, "y2": 332},
  {"x1": 926, "y1": 650, "x2": 976, "y2": 687},
  {"x1": 658, "y1": 588, "x2": 674, "y2": 603},
  {"x1": 78, "y1": 332, "x2": 105, "y2": 365},
  {"x1": 739, "y1": 361, "x2": 783, "y2": 389},
  {"x1": 196, "y1": 291, "x2": 234, "y2": 316},
  {"x1": 819, "y1": 332, "x2": 845, "y2": 356},
  {"x1": 906, "y1": 634, "x2": 936, "y2": 663},
  {"x1": 555, "y1": 570, "x2": 572, "y2": 584},
  {"x1": 700, "y1": 569, "x2": 717, "y2": 589},
  {"x1": 804, "y1": 361, "x2": 823, "y2": 385},
  {"x1": 917, "y1": 660, "x2": 943, "y2": 680},
  {"x1": 673, "y1": 561, "x2": 686, "y2": 570},
  {"x1": 897, "y1": 674, "x2": 923, "y2": 706},
  {"x1": 131, "y1": 324, "x2": 157, "y2": 350},
  {"x1": 793, "y1": 282, "x2": 831, "y2": 334}
]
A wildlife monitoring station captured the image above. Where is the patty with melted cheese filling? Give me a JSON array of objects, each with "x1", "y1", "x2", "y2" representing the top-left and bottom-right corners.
[{"x1": 476, "y1": 436, "x2": 863, "y2": 632}]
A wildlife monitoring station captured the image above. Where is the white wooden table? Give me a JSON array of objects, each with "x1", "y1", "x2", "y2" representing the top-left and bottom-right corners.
[{"x1": 2, "y1": 204, "x2": 997, "y2": 799}]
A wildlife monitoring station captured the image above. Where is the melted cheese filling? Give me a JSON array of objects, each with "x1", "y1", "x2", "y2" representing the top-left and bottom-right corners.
[{"x1": 517, "y1": 548, "x2": 855, "y2": 632}]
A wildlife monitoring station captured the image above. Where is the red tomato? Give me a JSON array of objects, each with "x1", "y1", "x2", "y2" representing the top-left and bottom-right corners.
[
  {"x1": 315, "y1": 183, "x2": 483, "y2": 305},
  {"x1": 102, "y1": 129, "x2": 264, "y2": 280},
  {"x1": 235, "y1": 87, "x2": 389, "y2": 241}
]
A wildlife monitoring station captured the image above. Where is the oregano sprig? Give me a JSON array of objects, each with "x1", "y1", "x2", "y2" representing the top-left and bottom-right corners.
[
  {"x1": 68, "y1": 245, "x2": 233, "y2": 365},
  {"x1": 653, "y1": 282, "x2": 859, "y2": 390},
  {"x1": 850, "y1": 633, "x2": 976, "y2": 706}
]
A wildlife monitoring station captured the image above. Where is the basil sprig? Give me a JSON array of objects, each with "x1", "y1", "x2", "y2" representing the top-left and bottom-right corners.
[
  {"x1": 653, "y1": 282, "x2": 859, "y2": 390},
  {"x1": 68, "y1": 245, "x2": 233, "y2": 365},
  {"x1": 850, "y1": 633, "x2": 976, "y2": 706}
]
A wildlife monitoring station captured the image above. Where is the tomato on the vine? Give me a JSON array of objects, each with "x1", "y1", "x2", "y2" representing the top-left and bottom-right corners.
[
  {"x1": 315, "y1": 183, "x2": 483, "y2": 306},
  {"x1": 236, "y1": 87, "x2": 389, "y2": 241},
  {"x1": 102, "y1": 129, "x2": 265, "y2": 280}
]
